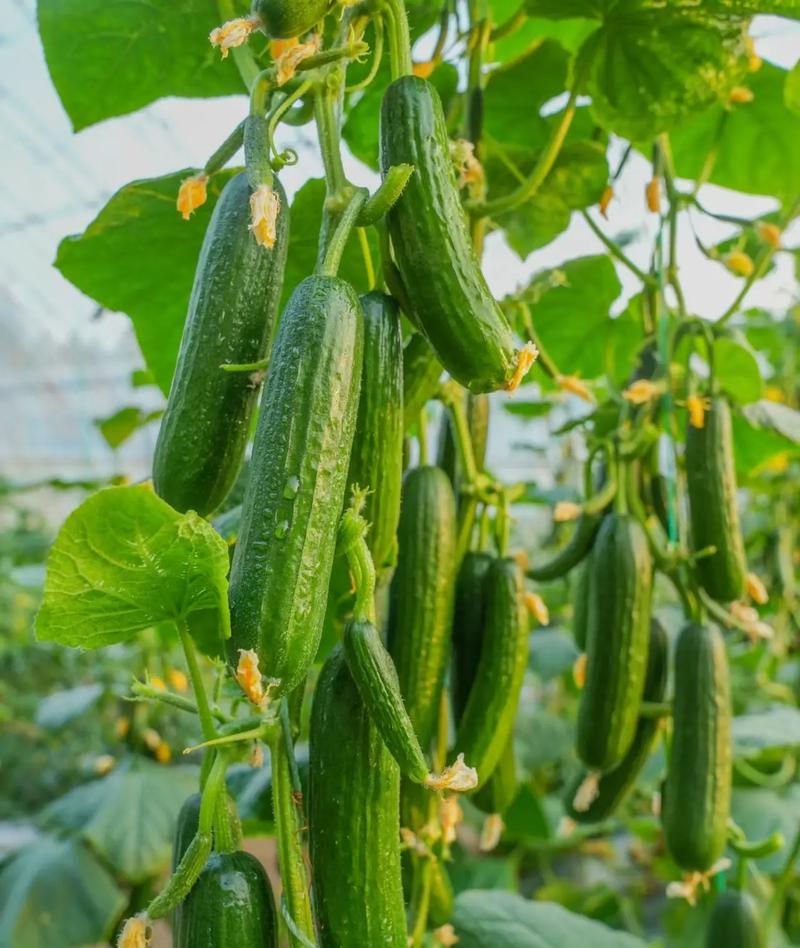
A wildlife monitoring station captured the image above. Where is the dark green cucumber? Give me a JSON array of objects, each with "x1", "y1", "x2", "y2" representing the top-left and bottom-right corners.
[
  {"x1": 381, "y1": 77, "x2": 518, "y2": 393},
  {"x1": 576, "y1": 514, "x2": 652, "y2": 772},
  {"x1": 171, "y1": 793, "x2": 202, "y2": 946},
  {"x1": 228, "y1": 275, "x2": 363, "y2": 695},
  {"x1": 251, "y1": 0, "x2": 333, "y2": 38},
  {"x1": 451, "y1": 551, "x2": 493, "y2": 723},
  {"x1": 344, "y1": 617, "x2": 429, "y2": 784},
  {"x1": 705, "y1": 890, "x2": 764, "y2": 948},
  {"x1": 663, "y1": 622, "x2": 731, "y2": 872},
  {"x1": 402, "y1": 332, "x2": 442, "y2": 431},
  {"x1": 453, "y1": 556, "x2": 528, "y2": 788},
  {"x1": 388, "y1": 466, "x2": 457, "y2": 751},
  {"x1": 309, "y1": 647, "x2": 406, "y2": 947},
  {"x1": 178, "y1": 850, "x2": 278, "y2": 948},
  {"x1": 526, "y1": 513, "x2": 601, "y2": 582},
  {"x1": 566, "y1": 619, "x2": 668, "y2": 823},
  {"x1": 347, "y1": 292, "x2": 403, "y2": 570},
  {"x1": 153, "y1": 172, "x2": 288, "y2": 517},
  {"x1": 571, "y1": 559, "x2": 591, "y2": 652},
  {"x1": 437, "y1": 391, "x2": 490, "y2": 489},
  {"x1": 686, "y1": 397, "x2": 746, "y2": 602},
  {"x1": 473, "y1": 737, "x2": 517, "y2": 815}
]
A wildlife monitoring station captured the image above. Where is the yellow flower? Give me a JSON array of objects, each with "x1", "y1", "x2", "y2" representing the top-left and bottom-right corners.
[
  {"x1": 505, "y1": 342, "x2": 539, "y2": 392},
  {"x1": 572, "y1": 652, "x2": 587, "y2": 689},
  {"x1": 449, "y1": 139, "x2": 485, "y2": 200},
  {"x1": 686, "y1": 394, "x2": 710, "y2": 429},
  {"x1": 746, "y1": 572, "x2": 769, "y2": 605},
  {"x1": 645, "y1": 177, "x2": 661, "y2": 214},
  {"x1": 623, "y1": 379, "x2": 660, "y2": 405},
  {"x1": 114, "y1": 717, "x2": 130, "y2": 738},
  {"x1": 556, "y1": 374, "x2": 593, "y2": 403},
  {"x1": 270, "y1": 37, "x2": 298, "y2": 59},
  {"x1": 209, "y1": 16, "x2": 260, "y2": 59},
  {"x1": 434, "y1": 923, "x2": 460, "y2": 945},
  {"x1": 425, "y1": 753, "x2": 479, "y2": 792},
  {"x1": 94, "y1": 754, "x2": 116, "y2": 775},
  {"x1": 142, "y1": 728, "x2": 162, "y2": 752},
  {"x1": 729, "y1": 85, "x2": 754, "y2": 105},
  {"x1": 479, "y1": 813, "x2": 504, "y2": 852},
  {"x1": 249, "y1": 185, "x2": 282, "y2": 250},
  {"x1": 525, "y1": 591, "x2": 549, "y2": 626},
  {"x1": 553, "y1": 500, "x2": 581, "y2": 523},
  {"x1": 168, "y1": 668, "x2": 188, "y2": 693},
  {"x1": 413, "y1": 60, "x2": 437, "y2": 79},
  {"x1": 275, "y1": 34, "x2": 321, "y2": 86},
  {"x1": 599, "y1": 184, "x2": 613, "y2": 218},
  {"x1": 764, "y1": 385, "x2": 785, "y2": 403},
  {"x1": 439, "y1": 795, "x2": 463, "y2": 845},
  {"x1": 236, "y1": 649, "x2": 272, "y2": 706},
  {"x1": 666, "y1": 859, "x2": 731, "y2": 906},
  {"x1": 155, "y1": 742, "x2": 172, "y2": 764},
  {"x1": 758, "y1": 223, "x2": 781, "y2": 249},
  {"x1": 176, "y1": 174, "x2": 208, "y2": 221},
  {"x1": 725, "y1": 250, "x2": 754, "y2": 277},
  {"x1": 764, "y1": 452, "x2": 789, "y2": 474},
  {"x1": 150, "y1": 675, "x2": 166, "y2": 691}
]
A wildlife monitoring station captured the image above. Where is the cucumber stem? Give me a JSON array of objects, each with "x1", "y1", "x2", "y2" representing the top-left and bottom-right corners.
[
  {"x1": 177, "y1": 619, "x2": 217, "y2": 744},
  {"x1": 268, "y1": 81, "x2": 313, "y2": 162},
  {"x1": 320, "y1": 187, "x2": 368, "y2": 276},
  {"x1": 203, "y1": 120, "x2": 246, "y2": 176},
  {"x1": 408, "y1": 856, "x2": 433, "y2": 947},
  {"x1": 418, "y1": 408, "x2": 430, "y2": 465},
  {"x1": 382, "y1": 0, "x2": 413, "y2": 79},
  {"x1": 490, "y1": 3, "x2": 527, "y2": 40},
  {"x1": 314, "y1": 75, "x2": 348, "y2": 200},
  {"x1": 128, "y1": 677, "x2": 229, "y2": 723},
  {"x1": 581, "y1": 211, "x2": 657, "y2": 288},
  {"x1": 357, "y1": 163, "x2": 415, "y2": 226},
  {"x1": 346, "y1": 16, "x2": 384, "y2": 93}
]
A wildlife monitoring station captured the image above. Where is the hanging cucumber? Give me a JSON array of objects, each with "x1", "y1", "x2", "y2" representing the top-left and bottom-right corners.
[
  {"x1": 402, "y1": 332, "x2": 443, "y2": 432},
  {"x1": 309, "y1": 647, "x2": 407, "y2": 948},
  {"x1": 705, "y1": 890, "x2": 765, "y2": 948},
  {"x1": 251, "y1": 0, "x2": 333, "y2": 38},
  {"x1": 228, "y1": 275, "x2": 363, "y2": 695},
  {"x1": 380, "y1": 77, "x2": 526, "y2": 394},
  {"x1": 153, "y1": 173, "x2": 288, "y2": 517},
  {"x1": 576, "y1": 514, "x2": 653, "y2": 772},
  {"x1": 347, "y1": 292, "x2": 404, "y2": 571},
  {"x1": 566, "y1": 619, "x2": 668, "y2": 822},
  {"x1": 452, "y1": 557, "x2": 527, "y2": 788},
  {"x1": 571, "y1": 560, "x2": 591, "y2": 652},
  {"x1": 685, "y1": 397, "x2": 747, "y2": 602},
  {"x1": 472, "y1": 737, "x2": 517, "y2": 816},
  {"x1": 388, "y1": 466, "x2": 457, "y2": 751},
  {"x1": 663, "y1": 622, "x2": 732, "y2": 872},
  {"x1": 451, "y1": 550, "x2": 493, "y2": 723}
]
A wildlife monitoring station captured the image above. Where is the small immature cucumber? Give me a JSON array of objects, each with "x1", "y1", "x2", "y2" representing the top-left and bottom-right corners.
[
  {"x1": 686, "y1": 397, "x2": 747, "y2": 602},
  {"x1": 705, "y1": 890, "x2": 764, "y2": 948},
  {"x1": 344, "y1": 617, "x2": 429, "y2": 784},
  {"x1": 153, "y1": 173, "x2": 288, "y2": 517},
  {"x1": 451, "y1": 551, "x2": 493, "y2": 723},
  {"x1": 571, "y1": 560, "x2": 591, "y2": 652},
  {"x1": 576, "y1": 514, "x2": 652, "y2": 772},
  {"x1": 388, "y1": 466, "x2": 457, "y2": 751},
  {"x1": 526, "y1": 513, "x2": 601, "y2": 583},
  {"x1": 309, "y1": 647, "x2": 407, "y2": 947},
  {"x1": 228, "y1": 275, "x2": 363, "y2": 695},
  {"x1": 178, "y1": 850, "x2": 278, "y2": 948},
  {"x1": 251, "y1": 0, "x2": 333, "y2": 38},
  {"x1": 473, "y1": 737, "x2": 517, "y2": 815},
  {"x1": 566, "y1": 619, "x2": 668, "y2": 823},
  {"x1": 381, "y1": 77, "x2": 519, "y2": 393},
  {"x1": 171, "y1": 792, "x2": 202, "y2": 946},
  {"x1": 347, "y1": 292, "x2": 403, "y2": 570},
  {"x1": 663, "y1": 622, "x2": 732, "y2": 872},
  {"x1": 402, "y1": 332, "x2": 443, "y2": 431},
  {"x1": 453, "y1": 557, "x2": 528, "y2": 788}
]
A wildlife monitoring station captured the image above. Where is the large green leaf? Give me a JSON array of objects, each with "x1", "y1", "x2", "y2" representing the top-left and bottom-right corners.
[
  {"x1": 671, "y1": 62, "x2": 800, "y2": 201},
  {"x1": 36, "y1": 485, "x2": 231, "y2": 657},
  {"x1": 786, "y1": 57, "x2": 800, "y2": 113},
  {"x1": 583, "y1": 9, "x2": 747, "y2": 141},
  {"x1": 713, "y1": 335, "x2": 763, "y2": 404},
  {"x1": 731, "y1": 786, "x2": 800, "y2": 873},
  {"x1": 520, "y1": 256, "x2": 624, "y2": 382},
  {"x1": 38, "y1": 0, "x2": 245, "y2": 130},
  {"x1": 56, "y1": 169, "x2": 237, "y2": 395},
  {"x1": 732, "y1": 706, "x2": 800, "y2": 759},
  {"x1": 0, "y1": 837, "x2": 126, "y2": 948},
  {"x1": 732, "y1": 407, "x2": 800, "y2": 476},
  {"x1": 453, "y1": 890, "x2": 648, "y2": 946},
  {"x1": 526, "y1": 0, "x2": 800, "y2": 17},
  {"x1": 41, "y1": 759, "x2": 199, "y2": 882},
  {"x1": 35, "y1": 684, "x2": 104, "y2": 729}
]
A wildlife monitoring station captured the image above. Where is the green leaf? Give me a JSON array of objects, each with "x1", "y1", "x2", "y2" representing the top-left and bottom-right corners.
[
  {"x1": 742, "y1": 399, "x2": 800, "y2": 442},
  {"x1": 671, "y1": 62, "x2": 800, "y2": 201},
  {"x1": 36, "y1": 485, "x2": 231, "y2": 657},
  {"x1": 38, "y1": 0, "x2": 245, "y2": 130},
  {"x1": 521, "y1": 256, "x2": 623, "y2": 381},
  {"x1": 732, "y1": 706, "x2": 800, "y2": 759},
  {"x1": 516, "y1": 706, "x2": 574, "y2": 770},
  {"x1": 453, "y1": 891, "x2": 648, "y2": 947},
  {"x1": 449, "y1": 858, "x2": 518, "y2": 895},
  {"x1": 732, "y1": 409, "x2": 799, "y2": 476},
  {"x1": 523, "y1": 0, "x2": 609, "y2": 17},
  {"x1": 713, "y1": 335, "x2": 763, "y2": 404},
  {"x1": 504, "y1": 401, "x2": 553, "y2": 418},
  {"x1": 35, "y1": 684, "x2": 104, "y2": 730},
  {"x1": 56, "y1": 169, "x2": 237, "y2": 395},
  {"x1": 786, "y1": 58, "x2": 800, "y2": 113},
  {"x1": 95, "y1": 406, "x2": 163, "y2": 449},
  {"x1": 528, "y1": 629, "x2": 580, "y2": 680},
  {"x1": 0, "y1": 837, "x2": 126, "y2": 947},
  {"x1": 731, "y1": 786, "x2": 800, "y2": 873},
  {"x1": 584, "y1": 9, "x2": 746, "y2": 141},
  {"x1": 41, "y1": 759, "x2": 199, "y2": 883}
]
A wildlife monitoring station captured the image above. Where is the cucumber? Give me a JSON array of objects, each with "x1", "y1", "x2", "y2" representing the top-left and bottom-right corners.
[
  {"x1": 565, "y1": 619, "x2": 668, "y2": 823},
  {"x1": 473, "y1": 737, "x2": 517, "y2": 815},
  {"x1": 381, "y1": 77, "x2": 518, "y2": 393},
  {"x1": 171, "y1": 793, "x2": 202, "y2": 946},
  {"x1": 388, "y1": 466, "x2": 457, "y2": 751},
  {"x1": 571, "y1": 560, "x2": 591, "y2": 652},
  {"x1": 153, "y1": 173, "x2": 288, "y2": 517},
  {"x1": 437, "y1": 392, "x2": 490, "y2": 490},
  {"x1": 343, "y1": 617, "x2": 429, "y2": 784},
  {"x1": 403, "y1": 332, "x2": 442, "y2": 431},
  {"x1": 526, "y1": 513, "x2": 601, "y2": 583},
  {"x1": 228, "y1": 275, "x2": 363, "y2": 695},
  {"x1": 347, "y1": 292, "x2": 403, "y2": 570},
  {"x1": 251, "y1": 0, "x2": 333, "y2": 38},
  {"x1": 309, "y1": 647, "x2": 406, "y2": 947},
  {"x1": 452, "y1": 556, "x2": 528, "y2": 788},
  {"x1": 450, "y1": 550, "x2": 493, "y2": 723},
  {"x1": 663, "y1": 622, "x2": 731, "y2": 872},
  {"x1": 705, "y1": 890, "x2": 764, "y2": 948},
  {"x1": 576, "y1": 514, "x2": 652, "y2": 772},
  {"x1": 178, "y1": 850, "x2": 278, "y2": 947},
  {"x1": 685, "y1": 397, "x2": 747, "y2": 602}
]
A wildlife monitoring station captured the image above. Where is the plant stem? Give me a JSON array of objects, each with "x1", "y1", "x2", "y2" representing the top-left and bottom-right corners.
[
  {"x1": 128, "y1": 679, "x2": 229, "y2": 723},
  {"x1": 320, "y1": 188, "x2": 368, "y2": 276},
  {"x1": 204, "y1": 120, "x2": 246, "y2": 175},
  {"x1": 581, "y1": 211, "x2": 656, "y2": 287},
  {"x1": 409, "y1": 856, "x2": 433, "y2": 947},
  {"x1": 216, "y1": 0, "x2": 260, "y2": 89},
  {"x1": 382, "y1": 0, "x2": 413, "y2": 78},
  {"x1": 313, "y1": 75, "x2": 348, "y2": 199},
  {"x1": 491, "y1": 3, "x2": 527, "y2": 40},
  {"x1": 268, "y1": 81, "x2": 313, "y2": 160},
  {"x1": 177, "y1": 620, "x2": 216, "y2": 743}
]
